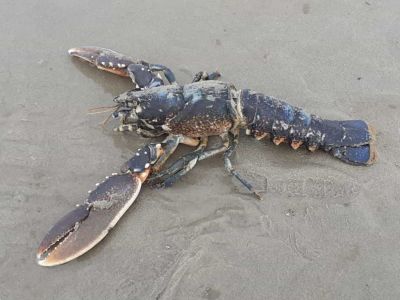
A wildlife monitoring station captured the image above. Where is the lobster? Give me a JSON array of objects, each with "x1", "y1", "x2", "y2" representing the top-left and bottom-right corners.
[{"x1": 36, "y1": 47, "x2": 377, "y2": 266}]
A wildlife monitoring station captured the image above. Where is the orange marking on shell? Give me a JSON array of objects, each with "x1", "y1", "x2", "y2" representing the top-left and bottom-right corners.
[
  {"x1": 255, "y1": 132, "x2": 269, "y2": 141},
  {"x1": 137, "y1": 168, "x2": 150, "y2": 183},
  {"x1": 291, "y1": 140, "x2": 303, "y2": 150},
  {"x1": 97, "y1": 66, "x2": 129, "y2": 77},
  {"x1": 273, "y1": 137, "x2": 285, "y2": 145}
]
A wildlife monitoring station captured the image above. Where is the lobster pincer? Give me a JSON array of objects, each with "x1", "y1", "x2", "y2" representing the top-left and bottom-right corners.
[
  {"x1": 36, "y1": 134, "x2": 200, "y2": 267},
  {"x1": 36, "y1": 144, "x2": 162, "y2": 266},
  {"x1": 68, "y1": 46, "x2": 176, "y2": 89}
]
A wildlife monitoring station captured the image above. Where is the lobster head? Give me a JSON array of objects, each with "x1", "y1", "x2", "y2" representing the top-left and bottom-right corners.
[{"x1": 112, "y1": 85, "x2": 185, "y2": 137}]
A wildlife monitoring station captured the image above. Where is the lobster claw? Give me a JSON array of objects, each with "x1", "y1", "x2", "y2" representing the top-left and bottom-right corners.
[
  {"x1": 36, "y1": 173, "x2": 142, "y2": 267},
  {"x1": 68, "y1": 46, "x2": 135, "y2": 77}
]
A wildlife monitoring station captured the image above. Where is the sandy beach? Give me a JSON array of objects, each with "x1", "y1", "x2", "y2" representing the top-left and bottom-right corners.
[{"x1": 1, "y1": 1, "x2": 400, "y2": 299}]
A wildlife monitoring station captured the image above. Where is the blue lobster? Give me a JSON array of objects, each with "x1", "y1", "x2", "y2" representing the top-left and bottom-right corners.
[{"x1": 37, "y1": 47, "x2": 377, "y2": 266}]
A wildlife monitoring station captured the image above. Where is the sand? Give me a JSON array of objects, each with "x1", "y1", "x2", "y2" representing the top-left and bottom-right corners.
[{"x1": 1, "y1": 0, "x2": 400, "y2": 299}]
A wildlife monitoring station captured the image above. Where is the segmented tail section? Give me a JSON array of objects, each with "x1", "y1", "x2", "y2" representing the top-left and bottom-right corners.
[{"x1": 240, "y1": 89, "x2": 377, "y2": 165}]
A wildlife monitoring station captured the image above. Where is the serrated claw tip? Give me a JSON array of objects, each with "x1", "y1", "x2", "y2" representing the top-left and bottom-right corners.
[{"x1": 36, "y1": 174, "x2": 142, "y2": 267}]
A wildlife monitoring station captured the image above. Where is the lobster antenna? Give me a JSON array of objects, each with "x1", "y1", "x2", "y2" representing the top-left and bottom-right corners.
[
  {"x1": 101, "y1": 104, "x2": 124, "y2": 127},
  {"x1": 87, "y1": 104, "x2": 120, "y2": 115},
  {"x1": 99, "y1": 112, "x2": 112, "y2": 127},
  {"x1": 86, "y1": 104, "x2": 122, "y2": 127}
]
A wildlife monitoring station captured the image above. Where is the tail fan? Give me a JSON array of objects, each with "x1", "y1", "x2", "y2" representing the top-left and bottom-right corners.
[{"x1": 315, "y1": 119, "x2": 377, "y2": 165}]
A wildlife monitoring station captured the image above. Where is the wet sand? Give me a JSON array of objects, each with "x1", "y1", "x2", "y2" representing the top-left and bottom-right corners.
[{"x1": 1, "y1": 1, "x2": 400, "y2": 299}]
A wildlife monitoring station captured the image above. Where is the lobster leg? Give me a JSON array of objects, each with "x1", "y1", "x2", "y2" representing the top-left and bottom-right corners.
[
  {"x1": 148, "y1": 133, "x2": 262, "y2": 198},
  {"x1": 152, "y1": 135, "x2": 200, "y2": 172},
  {"x1": 192, "y1": 71, "x2": 221, "y2": 82},
  {"x1": 148, "y1": 140, "x2": 231, "y2": 188},
  {"x1": 147, "y1": 137, "x2": 209, "y2": 187},
  {"x1": 223, "y1": 132, "x2": 262, "y2": 199}
]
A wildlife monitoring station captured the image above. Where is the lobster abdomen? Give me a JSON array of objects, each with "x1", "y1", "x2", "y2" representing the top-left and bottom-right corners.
[{"x1": 240, "y1": 89, "x2": 376, "y2": 165}]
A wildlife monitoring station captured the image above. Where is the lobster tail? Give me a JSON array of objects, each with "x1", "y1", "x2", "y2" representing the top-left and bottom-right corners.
[
  {"x1": 317, "y1": 120, "x2": 377, "y2": 165},
  {"x1": 239, "y1": 89, "x2": 377, "y2": 165}
]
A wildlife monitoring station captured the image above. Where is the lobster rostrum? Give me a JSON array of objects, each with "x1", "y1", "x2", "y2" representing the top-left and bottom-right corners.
[{"x1": 37, "y1": 47, "x2": 377, "y2": 266}]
